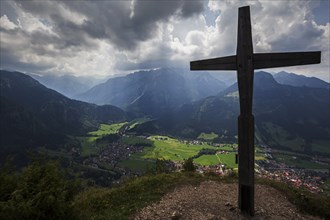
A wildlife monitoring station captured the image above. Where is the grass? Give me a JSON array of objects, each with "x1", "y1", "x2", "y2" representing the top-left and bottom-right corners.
[
  {"x1": 197, "y1": 132, "x2": 218, "y2": 141},
  {"x1": 217, "y1": 153, "x2": 238, "y2": 168},
  {"x1": 194, "y1": 155, "x2": 221, "y2": 166},
  {"x1": 72, "y1": 172, "x2": 236, "y2": 220},
  {"x1": 88, "y1": 123, "x2": 127, "y2": 136}
]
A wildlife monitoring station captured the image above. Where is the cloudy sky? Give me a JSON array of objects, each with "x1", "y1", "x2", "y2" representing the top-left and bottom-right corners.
[{"x1": 0, "y1": 0, "x2": 329, "y2": 81}]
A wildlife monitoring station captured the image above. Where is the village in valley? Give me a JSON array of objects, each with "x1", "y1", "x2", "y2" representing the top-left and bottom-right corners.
[{"x1": 63, "y1": 121, "x2": 329, "y2": 196}]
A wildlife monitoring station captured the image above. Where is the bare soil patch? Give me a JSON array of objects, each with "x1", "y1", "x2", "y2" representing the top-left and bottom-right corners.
[{"x1": 135, "y1": 181, "x2": 320, "y2": 220}]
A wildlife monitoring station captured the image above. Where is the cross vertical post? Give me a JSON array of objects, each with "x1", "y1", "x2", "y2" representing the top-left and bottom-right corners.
[
  {"x1": 236, "y1": 6, "x2": 255, "y2": 215},
  {"x1": 190, "y1": 5, "x2": 320, "y2": 216}
]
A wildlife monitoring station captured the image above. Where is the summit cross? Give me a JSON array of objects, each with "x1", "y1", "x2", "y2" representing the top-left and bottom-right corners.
[{"x1": 190, "y1": 6, "x2": 321, "y2": 216}]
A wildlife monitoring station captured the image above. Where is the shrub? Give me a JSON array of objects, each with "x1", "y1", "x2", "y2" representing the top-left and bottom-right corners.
[{"x1": 0, "y1": 160, "x2": 80, "y2": 220}]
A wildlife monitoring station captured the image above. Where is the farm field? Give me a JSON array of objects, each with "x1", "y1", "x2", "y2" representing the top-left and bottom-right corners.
[{"x1": 120, "y1": 135, "x2": 239, "y2": 170}]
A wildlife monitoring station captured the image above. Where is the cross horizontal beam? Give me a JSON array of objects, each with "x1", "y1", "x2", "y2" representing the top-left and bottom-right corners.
[
  {"x1": 253, "y1": 51, "x2": 321, "y2": 69},
  {"x1": 190, "y1": 55, "x2": 237, "y2": 70},
  {"x1": 190, "y1": 51, "x2": 321, "y2": 71}
]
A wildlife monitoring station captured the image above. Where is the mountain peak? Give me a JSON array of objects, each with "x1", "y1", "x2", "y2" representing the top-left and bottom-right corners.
[{"x1": 255, "y1": 71, "x2": 278, "y2": 81}]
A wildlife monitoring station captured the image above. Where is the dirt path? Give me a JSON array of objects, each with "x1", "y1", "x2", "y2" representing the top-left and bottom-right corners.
[{"x1": 135, "y1": 181, "x2": 320, "y2": 220}]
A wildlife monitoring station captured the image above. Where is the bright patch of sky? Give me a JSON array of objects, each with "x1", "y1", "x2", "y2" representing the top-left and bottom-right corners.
[{"x1": 0, "y1": 0, "x2": 329, "y2": 82}]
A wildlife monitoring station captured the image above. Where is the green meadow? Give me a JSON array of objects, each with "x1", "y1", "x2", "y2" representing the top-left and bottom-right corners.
[
  {"x1": 78, "y1": 123, "x2": 127, "y2": 156},
  {"x1": 194, "y1": 155, "x2": 220, "y2": 166},
  {"x1": 88, "y1": 123, "x2": 127, "y2": 136},
  {"x1": 193, "y1": 153, "x2": 237, "y2": 169},
  {"x1": 141, "y1": 136, "x2": 219, "y2": 161}
]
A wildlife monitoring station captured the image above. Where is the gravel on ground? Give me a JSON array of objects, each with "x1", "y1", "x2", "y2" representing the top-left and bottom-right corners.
[{"x1": 135, "y1": 181, "x2": 320, "y2": 220}]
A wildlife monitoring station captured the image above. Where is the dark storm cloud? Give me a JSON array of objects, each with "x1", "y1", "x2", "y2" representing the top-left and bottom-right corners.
[
  {"x1": 0, "y1": 47, "x2": 54, "y2": 73},
  {"x1": 14, "y1": 0, "x2": 204, "y2": 50},
  {"x1": 74, "y1": 0, "x2": 204, "y2": 49},
  {"x1": 180, "y1": 0, "x2": 204, "y2": 17}
]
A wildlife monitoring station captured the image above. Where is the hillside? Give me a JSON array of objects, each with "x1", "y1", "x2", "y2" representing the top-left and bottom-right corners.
[
  {"x1": 72, "y1": 173, "x2": 328, "y2": 220},
  {"x1": 0, "y1": 70, "x2": 127, "y2": 163},
  {"x1": 75, "y1": 68, "x2": 227, "y2": 116}
]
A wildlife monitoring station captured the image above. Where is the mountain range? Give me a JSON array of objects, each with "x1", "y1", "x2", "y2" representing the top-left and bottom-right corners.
[
  {"x1": 27, "y1": 73, "x2": 106, "y2": 98},
  {"x1": 0, "y1": 70, "x2": 127, "y2": 163},
  {"x1": 75, "y1": 68, "x2": 227, "y2": 117},
  {"x1": 1, "y1": 68, "x2": 329, "y2": 163}
]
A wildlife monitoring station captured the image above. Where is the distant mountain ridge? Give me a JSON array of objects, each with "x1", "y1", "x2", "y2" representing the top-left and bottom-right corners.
[
  {"x1": 27, "y1": 73, "x2": 106, "y2": 98},
  {"x1": 75, "y1": 68, "x2": 227, "y2": 116},
  {"x1": 273, "y1": 71, "x2": 330, "y2": 89}
]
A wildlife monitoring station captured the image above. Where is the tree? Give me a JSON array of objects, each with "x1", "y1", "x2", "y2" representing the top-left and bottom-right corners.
[{"x1": 183, "y1": 158, "x2": 196, "y2": 172}]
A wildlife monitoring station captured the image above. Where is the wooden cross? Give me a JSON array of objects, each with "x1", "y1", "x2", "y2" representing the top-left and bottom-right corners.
[{"x1": 190, "y1": 6, "x2": 320, "y2": 216}]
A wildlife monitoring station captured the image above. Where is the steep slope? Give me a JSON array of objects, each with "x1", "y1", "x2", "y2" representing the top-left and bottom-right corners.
[
  {"x1": 0, "y1": 70, "x2": 127, "y2": 162},
  {"x1": 274, "y1": 71, "x2": 330, "y2": 89},
  {"x1": 76, "y1": 68, "x2": 227, "y2": 116}
]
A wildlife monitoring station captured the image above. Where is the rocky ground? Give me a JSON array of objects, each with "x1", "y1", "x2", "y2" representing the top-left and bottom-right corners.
[{"x1": 135, "y1": 181, "x2": 321, "y2": 220}]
